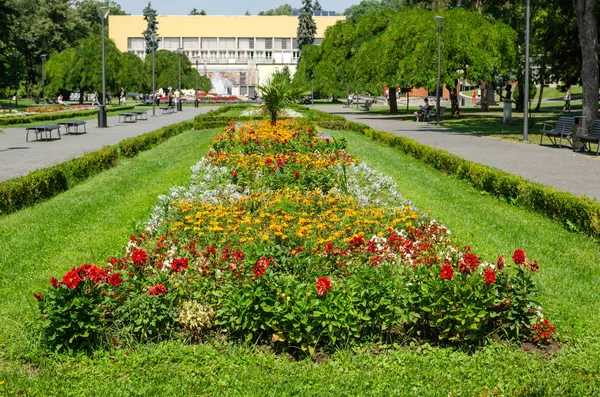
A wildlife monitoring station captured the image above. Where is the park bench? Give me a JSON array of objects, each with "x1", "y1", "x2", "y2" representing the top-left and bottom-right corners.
[
  {"x1": 358, "y1": 99, "x2": 374, "y2": 111},
  {"x1": 576, "y1": 119, "x2": 600, "y2": 155},
  {"x1": 539, "y1": 116, "x2": 575, "y2": 148},
  {"x1": 26, "y1": 125, "x2": 61, "y2": 142},
  {"x1": 131, "y1": 111, "x2": 148, "y2": 121},
  {"x1": 57, "y1": 120, "x2": 87, "y2": 135},
  {"x1": 160, "y1": 106, "x2": 176, "y2": 115},
  {"x1": 429, "y1": 106, "x2": 445, "y2": 123},
  {"x1": 118, "y1": 113, "x2": 137, "y2": 123}
]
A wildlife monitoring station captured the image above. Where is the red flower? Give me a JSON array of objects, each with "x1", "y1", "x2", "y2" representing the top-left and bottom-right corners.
[
  {"x1": 529, "y1": 260, "x2": 540, "y2": 272},
  {"x1": 88, "y1": 265, "x2": 107, "y2": 283},
  {"x1": 62, "y1": 267, "x2": 82, "y2": 289},
  {"x1": 323, "y1": 241, "x2": 333, "y2": 255},
  {"x1": 131, "y1": 249, "x2": 148, "y2": 265},
  {"x1": 253, "y1": 257, "x2": 269, "y2": 278},
  {"x1": 171, "y1": 257, "x2": 189, "y2": 273},
  {"x1": 232, "y1": 170, "x2": 237, "y2": 178},
  {"x1": 496, "y1": 255, "x2": 505, "y2": 272},
  {"x1": 458, "y1": 253, "x2": 480, "y2": 274},
  {"x1": 512, "y1": 249, "x2": 527, "y2": 265},
  {"x1": 277, "y1": 158, "x2": 284, "y2": 168},
  {"x1": 148, "y1": 284, "x2": 167, "y2": 296},
  {"x1": 33, "y1": 293, "x2": 44, "y2": 301},
  {"x1": 265, "y1": 157, "x2": 273, "y2": 164},
  {"x1": 50, "y1": 277, "x2": 59, "y2": 289},
  {"x1": 316, "y1": 277, "x2": 332, "y2": 296},
  {"x1": 108, "y1": 273, "x2": 123, "y2": 287},
  {"x1": 483, "y1": 269, "x2": 496, "y2": 285},
  {"x1": 294, "y1": 171, "x2": 300, "y2": 179},
  {"x1": 228, "y1": 121, "x2": 235, "y2": 126},
  {"x1": 440, "y1": 263, "x2": 454, "y2": 280}
]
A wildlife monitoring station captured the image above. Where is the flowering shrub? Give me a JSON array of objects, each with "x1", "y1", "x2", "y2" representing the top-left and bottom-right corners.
[{"x1": 35, "y1": 120, "x2": 554, "y2": 352}]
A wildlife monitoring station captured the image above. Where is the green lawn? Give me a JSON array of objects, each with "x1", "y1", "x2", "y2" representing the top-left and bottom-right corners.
[{"x1": 0, "y1": 124, "x2": 598, "y2": 395}]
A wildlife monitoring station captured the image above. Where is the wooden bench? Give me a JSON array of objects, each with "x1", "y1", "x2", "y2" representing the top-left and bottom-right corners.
[
  {"x1": 118, "y1": 113, "x2": 137, "y2": 123},
  {"x1": 539, "y1": 116, "x2": 575, "y2": 148},
  {"x1": 577, "y1": 119, "x2": 600, "y2": 155},
  {"x1": 26, "y1": 125, "x2": 61, "y2": 142},
  {"x1": 57, "y1": 120, "x2": 87, "y2": 135},
  {"x1": 358, "y1": 99, "x2": 374, "y2": 111},
  {"x1": 131, "y1": 111, "x2": 148, "y2": 121}
]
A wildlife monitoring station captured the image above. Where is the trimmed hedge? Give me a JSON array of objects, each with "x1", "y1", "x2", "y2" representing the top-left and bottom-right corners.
[
  {"x1": 310, "y1": 110, "x2": 600, "y2": 239},
  {"x1": 0, "y1": 106, "x2": 135, "y2": 126}
]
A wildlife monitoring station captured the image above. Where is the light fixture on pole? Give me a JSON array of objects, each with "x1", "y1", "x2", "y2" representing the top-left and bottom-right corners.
[
  {"x1": 98, "y1": 6, "x2": 111, "y2": 128},
  {"x1": 151, "y1": 33, "x2": 158, "y2": 117},
  {"x1": 523, "y1": 0, "x2": 530, "y2": 142},
  {"x1": 434, "y1": 15, "x2": 444, "y2": 125},
  {"x1": 41, "y1": 54, "x2": 46, "y2": 105}
]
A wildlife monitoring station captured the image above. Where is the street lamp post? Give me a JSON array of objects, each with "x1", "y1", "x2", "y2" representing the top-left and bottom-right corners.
[
  {"x1": 434, "y1": 15, "x2": 444, "y2": 125},
  {"x1": 98, "y1": 6, "x2": 111, "y2": 128},
  {"x1": 177, "y1": 48, "x2": 183, "y2": 111},
  {"x1": 195, "y1": 58, "x2": 199, "y2": 107},
  {"x1": 523, "y1": 0, "x2": 530, "y2": 142},
  {"x1": 151, "y1": 33, "x2": 158, "y2": 117},
  {"x1": 41, "y1": 54, "x2": 46, "y2": 105},
  {"x1": 13, "y1": 50, "x2": 19, "y2": 108}
]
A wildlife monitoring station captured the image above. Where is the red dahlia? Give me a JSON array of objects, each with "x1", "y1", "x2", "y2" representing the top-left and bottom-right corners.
[
  {"x1": 440, "y1": 263, "x2": 454, "y2": 280},
  {"x1": 131, "y1": 249, "x2": 148, "y2": 265},
  {"x1": 253, "y1": 258, "x2": 269, "y2": 278},
  {"x1": 483, "y1": 269, "x2": 496, "y2": 285},
  {"x1": 294, "y1": 171, "x2": 300, "y2": 179},
  {"x1": 148, "y1": 284, "x2": 167, "y2": 296},
  {"x1": 315, "y1": 277, "x2": 332, "y2": 296},
  {"x1": 33, "y1": 293, "x2": 44, "y2": 301},
  {"x1": 512, "y1": 249, "x2": 527, "y2": 264},
  {"x1": 171, "y1": 257, "x2": 189, "y2": 273},
  {"x1": 458, "y1": 253, "x2": 480, "y2": 274},
  {"x1": 62, "y1": 267, "x2": 82, "y2": 289},
  {"x1": 108, "y1": 273, "x2": 123, "y2": 287}
]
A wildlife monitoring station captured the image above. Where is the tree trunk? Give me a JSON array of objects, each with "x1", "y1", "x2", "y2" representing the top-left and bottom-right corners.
[
  {"x1": 575, "y1": 0, "x2": 599, "y2": 127},
  {"x1": 535, "y1": 82, "x2": 545, "y2": 113},
  {"x1": 406, "y1": 91, "x2": 410, "y2": 111},
  {"x1": 449, "y1": 81, "x2": 460, "y2": 117},
  {"x1": 271, "y1": 113, "x2": 277, "y2": 126},
  {"x1": 515, "y1": 76, "x2": 525, "y2": 112},
  {"x1": 389, "y1": 87, "x2": 398, "y2": 114},
  {"x1": 480, "y1": 81, "x2": 489, "y2": 112}
]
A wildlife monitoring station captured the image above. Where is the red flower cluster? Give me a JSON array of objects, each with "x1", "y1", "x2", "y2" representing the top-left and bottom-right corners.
[
  {"x1": 108, "y1": 273, "x2": 123, "y2": 287},
  {"x1": 496, "y1": 255, "x2": 505, "y2": 271},
  {"x1": 440, "y1": 263, "x2": 454, "y2": 280},
  {"x1": 458, "y1": 253, "x2": 480, "y2": 274},
  {"x1": 131, "y1": 249, "x2": 148, "y2": 265},
  {"x1": 253, "y1": 257, "x2": 270, "y2": 277},
  {"x1": 61, "y1": 264, "x2": 107, "y2": 289},
  {"x1": 512, "y1": 249, "x2": 527, "y2": 264},
  {"x1": 148, "y1": 284, "x2": 167, "y2": 296},
  {"x1": 294, "y1": 171, "x2": 300, "y2": 179},
  {"x1": 483, "y1": 269, "x2": 496, "y2": 285},
  {"x1": 62, "y1": 267, "x2": 82, "y2": 289},
  {"x1": 532, "y1": 319, "x2": 556, "y2": 343},
  {"x1": 231, "y1": 170, "x2": 237, "y2": 178},
  {"x1": 171, "y1": 257, "x2": 189, "y2": 273},
  {"x1": 315, "y1": 277, "x2": 332, "y2": 296},
  {"x1": 50, "y1": 277, "x2": 59, "y2": 289}
]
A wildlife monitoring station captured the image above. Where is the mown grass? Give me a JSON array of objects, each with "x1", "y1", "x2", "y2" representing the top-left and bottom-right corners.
[{"x1": 0, "y1": 125, "x2": 599, "y2": 395}]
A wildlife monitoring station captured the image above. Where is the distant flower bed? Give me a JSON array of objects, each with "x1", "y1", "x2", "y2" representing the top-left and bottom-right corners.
[
  {"x1": 24, "y1": 105, "x2": 66, "y2": 113},
  {"x1": 241, "y1": 106, "x2": 302, "y2": 118},
  {"x1": 35, "y1": 120, "x2": 554, "y2": 352}
]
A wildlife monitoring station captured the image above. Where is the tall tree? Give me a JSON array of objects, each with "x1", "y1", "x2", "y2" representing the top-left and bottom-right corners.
[
  {"x1": 142, "y1": 2, "x2": 159, "y2": 55},
  {"x1": 575, "y1": 0, "x2": 598, "y2": 125},
  {"x1": 75, "y1": 0, "x2": 128, "y2": 27},
  {"x1": 314, "y1": 1, "x2": 322, "y2": 11},
  {"x1": 297, "y1": 0, "x2": 317, "y2": 55},
  {"x1": 189, "y1": 8, "x2": 206, "y2": 15},
  {"x1": 344, "y1": 0, "x2": 403, "y2": 23}
]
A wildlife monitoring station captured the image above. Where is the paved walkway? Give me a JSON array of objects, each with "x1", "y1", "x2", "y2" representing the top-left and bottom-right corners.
[
  {"x1": 315, "y1": 105, "x2": 600, "y2": 202},
  {"x1": 0, "y1": 106, "x2": 217, "y2": 182}
]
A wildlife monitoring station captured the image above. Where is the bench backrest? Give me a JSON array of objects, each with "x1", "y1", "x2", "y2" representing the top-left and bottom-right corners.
[
  {"x1": 588, "y1": 120, "x2": 600, "y2": 137},
  {"x1": 555, "y1": 117, "x2": 575, "y2": 131}
]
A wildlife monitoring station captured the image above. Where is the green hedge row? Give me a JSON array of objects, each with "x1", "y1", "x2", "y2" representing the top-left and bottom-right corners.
[
  {"x1": 0, "y1": 113, "x2": 205, "y2": 216},
  {"x1": 311, "y1": 111, "x2": 600, "y2": 239},
  {"x1": 0, "y1": 106, "x2": 135, "y2": 126}
]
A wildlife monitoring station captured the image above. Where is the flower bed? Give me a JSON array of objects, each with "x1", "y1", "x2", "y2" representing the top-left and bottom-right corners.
[
  {"x1": 241, "y1": 106, "x2": 303, "y2": 118},
  {"x1": 35, "y1": 120, "x2": 554, "y2": 352}
]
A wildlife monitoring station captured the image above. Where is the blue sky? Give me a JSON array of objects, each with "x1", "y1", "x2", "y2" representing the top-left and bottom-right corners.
[{"x1": 119, "y1": 1, "x2": 359, "y2": 15}]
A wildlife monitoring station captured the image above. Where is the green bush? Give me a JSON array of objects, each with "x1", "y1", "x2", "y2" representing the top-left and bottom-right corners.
[{"x1": 313, "y1": 110, "x2": 600, "y2": 239}]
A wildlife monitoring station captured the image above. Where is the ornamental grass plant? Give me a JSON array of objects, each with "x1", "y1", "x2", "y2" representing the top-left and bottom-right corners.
[{"x1": 34, "y1": 119, "x2": 553, "y2": 353}]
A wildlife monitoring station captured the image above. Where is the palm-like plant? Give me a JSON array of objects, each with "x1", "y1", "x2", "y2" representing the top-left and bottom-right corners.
[{"x1": 258, "y1": 70, "x2": 302, "y2": 125}]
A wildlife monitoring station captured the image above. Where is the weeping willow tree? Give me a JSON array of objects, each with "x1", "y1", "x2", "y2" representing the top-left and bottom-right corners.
[{"x1": 258, "y1": 70, "x2": 302, "y2": 125}]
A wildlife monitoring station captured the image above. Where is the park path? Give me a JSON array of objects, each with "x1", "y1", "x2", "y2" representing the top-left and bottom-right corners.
[
  {"x1": 314, "y1": 105, "x2": 600, "y2": 202},
  {"x1": 0, "y1": 106, "x2": 217, "y2": 183}
]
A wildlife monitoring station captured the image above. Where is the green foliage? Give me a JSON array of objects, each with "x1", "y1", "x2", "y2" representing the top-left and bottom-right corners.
[
  {"x1": 258, "y1": 4, "x2": 294, "y2": 15},
  {"x1": 142, "y1": 2, "x2": 159, "y2": 54},
  {"x1": 297, "y1": 0, "x2": 317, "y2": 53},
  {"x1": 258, "y1": 71, "x2": 303, "y2": 125}
]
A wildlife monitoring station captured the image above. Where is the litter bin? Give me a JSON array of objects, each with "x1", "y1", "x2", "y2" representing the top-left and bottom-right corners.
[
  {"x1": 461, "y1": 97, "x2": 465, "y2": 106},
  {"x1": 194, "y1": 98, "x2": 199, "y2": 108},
  {"x1": 177, "y1": 101, "x2": 183, "y2": 111},
  {"x1": 98, "y1": 105, "x2": 107, "y2": 128}
]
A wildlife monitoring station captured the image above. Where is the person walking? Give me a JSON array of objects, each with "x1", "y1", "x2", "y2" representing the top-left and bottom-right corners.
[
  {"x1": 119, "y1": 87, "x2": 126, "y2": 105},
  {"x1": 562, "y1": 88, "x2": 571, "y2": 112}
]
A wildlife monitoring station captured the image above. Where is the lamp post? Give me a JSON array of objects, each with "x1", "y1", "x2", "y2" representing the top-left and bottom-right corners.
[
  {"x1": 98, "y1": 6, "x2": 111, "y2": 128},
  {"x1": 151, "y1": 33, "x2": 158, "y2": 117},
  {"x1": 194, "y1": 57, "x2": 200, "y2": 107},
  {"x1": 177, "y1": 48, "x2": 183, "y2": 111},
  {"x1": 41, "y1": 54, "x2": 46, "y2": 105},
  {"x1": 13, "y1": 50, "x2": 19, "y2": 108},
  {"x1": 434, "y1": 15, "x2": 444, "y2": 125},
  {"x1": 523, "y1": 0, "x2": 530, "y2": 142}
]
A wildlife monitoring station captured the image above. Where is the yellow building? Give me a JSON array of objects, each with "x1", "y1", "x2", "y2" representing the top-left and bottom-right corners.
[{"x1": 108, "y1": 15, "x2": 345, "y2": 96}]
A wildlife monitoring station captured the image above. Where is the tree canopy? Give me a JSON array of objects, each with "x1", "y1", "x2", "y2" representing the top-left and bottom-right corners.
[{"x1": 258, "y1": 4, "x2": 294, "y2": 16}]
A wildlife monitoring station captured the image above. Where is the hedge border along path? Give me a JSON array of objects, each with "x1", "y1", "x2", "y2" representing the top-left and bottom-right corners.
[
  {"x1": 308, "y1": 109, "x2": 600, "y2": 241},
  {"x1": 0, "y1": 105, "x2": 136, "y2": 126}
]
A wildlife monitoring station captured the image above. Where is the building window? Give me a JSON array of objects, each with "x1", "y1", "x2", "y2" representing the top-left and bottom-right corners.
[
  {"x1": 201, "y1": 37, "x2": 218, "y2": 49},
  {"x1": 163, "y1": 37, "x2": 181, "y2": 49},
  {"x1": 240, "y1": 72, "x2": 247, "y2": 85},
  {"x1": 292, "y1": 38, "x2": 298, "y2": 49},
  {"x1": 182, "y1": 37, "x2": 199, "y2": 49},
  {"x1": 292, "y1": 51, "x2": 299, "y2": 62},
  {"x1": 238, "y1": 38, "x2": 254, "y2": 50},
  {"x1": 265, "y1": 51, "x2": 272, "y2": 59},
  {"x1": 274, "y1": 38, "x2": 289, "y2": 50},
  {"x1": 127, "y1": 37, "x2": 145, "y2": 50},
  {"x1": 220, "y1": 38, "x2": 236, "y2": 50}
]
